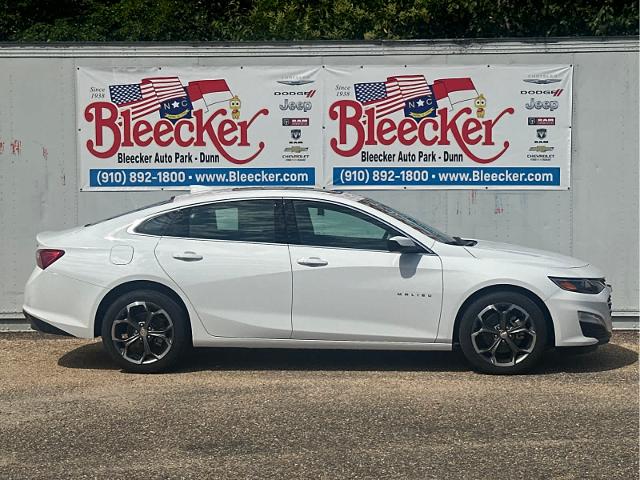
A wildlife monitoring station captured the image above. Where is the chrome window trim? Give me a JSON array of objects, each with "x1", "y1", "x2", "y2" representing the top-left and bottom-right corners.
[{"x1": 128, "y1": 195, "x2": 436, "y2": 255}]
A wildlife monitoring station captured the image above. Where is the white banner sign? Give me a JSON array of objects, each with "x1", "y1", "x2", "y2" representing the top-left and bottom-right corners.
[{"x1": 77, "y1": 65, "x2": 572, "y2": 190}]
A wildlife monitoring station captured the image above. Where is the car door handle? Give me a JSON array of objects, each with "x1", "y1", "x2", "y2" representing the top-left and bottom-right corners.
[
  {"x1": 172, "y1": 251, "x2": 203, "y2": 261},
  {"x1": 297, "y1": 257, "x2": 328, "y2": 267}
]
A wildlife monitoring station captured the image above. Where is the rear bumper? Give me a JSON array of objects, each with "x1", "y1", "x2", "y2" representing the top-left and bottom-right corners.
[
  {"x1": 23, "y1": 267, "x2": 105, "y2": 338},
  {"x1": 24, "y1": 310, "x2": 72, "y2": 337}
]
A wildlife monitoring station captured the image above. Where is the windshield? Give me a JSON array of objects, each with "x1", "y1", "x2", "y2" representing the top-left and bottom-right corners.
[{"x1": 359, "y1": 197, "x2": 457, "y2": 244}]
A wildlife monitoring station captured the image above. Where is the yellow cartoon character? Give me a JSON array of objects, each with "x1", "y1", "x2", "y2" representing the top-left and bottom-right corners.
[
  {"x1": 229, "y1": 95, "x2": 241, "y2": 120},
  {"x1": 474, "y1": 94, "x2": 486, "y2": 118}
]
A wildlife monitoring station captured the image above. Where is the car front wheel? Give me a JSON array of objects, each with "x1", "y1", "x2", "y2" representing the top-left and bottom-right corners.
[
  {"x1": 101, "y1": 290, "x2": 190, "y2": 373},
  {"x1": 458, "y1": 291, "x2": 548, "y2": 374}
]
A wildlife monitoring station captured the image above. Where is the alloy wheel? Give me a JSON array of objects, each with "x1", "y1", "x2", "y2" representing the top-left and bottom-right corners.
[
  {"x1": 111, "y1": 301, "x2": 174, "y2": 365},
  {"x1": 470, "y1": 303, "x2": 537, "y2": 367}
]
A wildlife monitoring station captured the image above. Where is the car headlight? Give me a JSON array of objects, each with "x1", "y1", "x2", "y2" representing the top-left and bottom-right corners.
[{"x1": 549, "y1": 277, "x2": 606, "y2": 294}]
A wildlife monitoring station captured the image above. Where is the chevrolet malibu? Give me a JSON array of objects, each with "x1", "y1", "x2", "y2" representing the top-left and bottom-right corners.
[{"x1": 23, "y1": 188, "x2": 612, "y2": 374}]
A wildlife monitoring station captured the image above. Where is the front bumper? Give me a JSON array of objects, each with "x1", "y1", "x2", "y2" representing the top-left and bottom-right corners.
[
  {"x1": 577, "y1": 310, "x2": 611, "y2": 345},
  {"x1": 545, "y1": 285, "x2": 612, "y2": 347}
]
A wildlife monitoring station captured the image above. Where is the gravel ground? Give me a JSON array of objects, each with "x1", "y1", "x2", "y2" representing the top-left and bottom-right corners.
[{"x1": 0, "y1": 332, "x2": 637, "y2": 479}]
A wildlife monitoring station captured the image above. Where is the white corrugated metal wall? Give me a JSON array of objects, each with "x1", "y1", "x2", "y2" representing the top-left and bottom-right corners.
[{"x1": 0, "y1": 38, "x2": 637, "y2": 324}]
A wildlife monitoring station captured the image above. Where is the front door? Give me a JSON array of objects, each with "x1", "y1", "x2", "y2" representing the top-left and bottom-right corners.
[
  {"x1": 154, "y1": 198, "x2": 292, "y2": 339},
  {"x1": 286, "y1": 199, "x2": 443, "y2": 342}
]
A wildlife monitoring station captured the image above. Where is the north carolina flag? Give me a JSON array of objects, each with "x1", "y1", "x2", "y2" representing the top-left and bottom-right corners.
[
  {"x1": 431, "y1": 78, "x2": 478, "y2": 110},
  {"x1": 187, "y1": 80, "x2": 233, "y2": 109}
]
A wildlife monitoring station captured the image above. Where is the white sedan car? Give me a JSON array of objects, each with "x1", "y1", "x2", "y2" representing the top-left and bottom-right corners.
[{"x1": 23, "y1": 188, "x2": 612, "y2": 374}]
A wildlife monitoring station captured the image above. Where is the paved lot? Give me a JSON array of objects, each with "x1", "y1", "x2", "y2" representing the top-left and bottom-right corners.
[{"x1": 0, "y1": 332, "x2": 637, "y2": 479}]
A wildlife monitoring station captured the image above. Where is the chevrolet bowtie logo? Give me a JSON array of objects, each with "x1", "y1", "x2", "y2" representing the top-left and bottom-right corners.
[
  {"x1": 529, "y1": 145, "x2": 554, "y2": 152},
  {"x1": 285, "y1": 146, "x2": 309, "y2": 154}
]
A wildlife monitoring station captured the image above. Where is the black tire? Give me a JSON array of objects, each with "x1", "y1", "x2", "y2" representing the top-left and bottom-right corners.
[
  {"x1": 458, "y1": 291, "x2": 548, "y2": 374},
  {"x1": 101, "y1": 289, "x2": 190, "y2": 373}
]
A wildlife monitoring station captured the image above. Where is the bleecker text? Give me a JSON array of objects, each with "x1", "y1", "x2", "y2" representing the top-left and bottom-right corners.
[
  {"x1": 84, "y1": 102, "x2": 269, "y2": 164},
  {"x1": 328, "y1": 100, "x2": 514, "y2": 164}
]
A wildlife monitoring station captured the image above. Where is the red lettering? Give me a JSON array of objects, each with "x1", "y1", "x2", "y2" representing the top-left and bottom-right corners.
[
  {"x1": 461, "y1": 118, "x2": 483, "y2": 145},
  {"x1": 132, "y1": 120, "x2": 153, "y2": 147},
  {"x1": 154, "y1": 120, "x2": 174, "y2": 147},
  {"x1": 329, "y1": 100, "x2": 364, "y2": 157},
  {"x1": 365, "y1": 108, "x2": 376, "y2": 146},
  {"x1": 482, "y1": 107, "x2": 513, "y2": 146},
  {"x1": 397, "y1": 119, "x2": 417, "y2": 145},
  {"x1": 417, "y1": 118, "x2": 438, "y2": 146},
  {"x1": 218, "y1": 119, "x2": 238, "y2": 147},
  {"x1": 377, "y1": 118, "x2": 397, "y2": 145},
  {"x1": 194, "y1": 108, "x2": 267, "y2": 165},
  {"x1": 194, "y1": 108, "x2": 225, "y2": 147},
  {"x1": 174, "y1": 120, "x2": 194, "y2": 147},
  {"x1": 121, "y1": 110, "x2": 133, "y2": 147},
  {"x1": 437, "y1": 107, "x2": 461, "y2": 146},
  {"x1": 83, "y1": 101, "x2": 268, "y2": 164},
  {"x1": 85, "y1": 102, "x2": 120, "y2": 158},
  {"x1": 438, "y1": 107, "x2": 514, "y2": 164},
  {"x1": 237, "y1": 109, "x2": 269, "y2": 147},
  {"x1": 328, "y1": 100, "x2": 515, "y2": 164}
]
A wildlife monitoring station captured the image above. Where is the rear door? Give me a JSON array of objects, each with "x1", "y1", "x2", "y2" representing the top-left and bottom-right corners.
[
  {"x1": 286, "y1": 199, "x2": 443, "y2": 342},
  {"x1": 153, "y1": 198, "x2": 293, "y2": 338}
]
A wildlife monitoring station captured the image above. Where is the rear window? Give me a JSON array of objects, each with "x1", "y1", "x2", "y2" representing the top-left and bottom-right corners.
[
  {"x1": 135, "y1": 209, "x2": 183, "y2": 236},
  {"x1": 85, "y1": 198, "x2": 174, "y2": 227}
]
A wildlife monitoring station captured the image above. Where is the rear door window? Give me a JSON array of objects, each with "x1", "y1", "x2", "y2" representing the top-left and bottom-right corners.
[{"x1": 138, "y1": 199, "x2": 286, "y2": 243}]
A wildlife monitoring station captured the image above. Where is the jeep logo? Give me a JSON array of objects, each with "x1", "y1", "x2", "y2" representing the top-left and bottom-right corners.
[
  {"x1": 525, "y1": 98, "x2": 559, "y2": 111},
  {"x1": 279, "y1": 99, "x2": 312, "y2": 112}
]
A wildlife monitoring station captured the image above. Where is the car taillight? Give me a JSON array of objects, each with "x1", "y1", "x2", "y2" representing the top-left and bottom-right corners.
[{"x1": 36, "y1": 249, "x2": 65, "y2": 269}]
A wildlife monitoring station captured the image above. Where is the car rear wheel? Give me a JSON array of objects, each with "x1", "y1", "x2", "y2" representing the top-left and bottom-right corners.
[
  {"x1": 459, "y1": 291, "x2": 548, "y2": 374},
  {"x1": 101, "y1": 290, "x2": 190, "y2": 373}
]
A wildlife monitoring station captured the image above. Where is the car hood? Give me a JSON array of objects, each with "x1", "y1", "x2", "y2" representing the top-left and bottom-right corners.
[{"x1": 464, "y1": 239, "x2": 589, "y2": 268}]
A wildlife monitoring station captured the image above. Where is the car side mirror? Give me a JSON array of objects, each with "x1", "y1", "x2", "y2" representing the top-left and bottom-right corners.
[{"x1": 387, "y1": 235, "x2": 423, "y2": 254}]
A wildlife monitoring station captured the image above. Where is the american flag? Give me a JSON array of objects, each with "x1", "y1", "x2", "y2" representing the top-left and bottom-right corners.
[
  {"x1": 354, "y1": 75, "x2": 432, "y2": 118},
  {"x1": 109, "y1": 76, "x2": 186, "y2": 120}
]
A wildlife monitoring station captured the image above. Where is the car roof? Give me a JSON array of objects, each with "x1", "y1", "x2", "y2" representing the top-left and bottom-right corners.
[{"x1": 171, "y1": 187, "x2": 365, "y2": 206}]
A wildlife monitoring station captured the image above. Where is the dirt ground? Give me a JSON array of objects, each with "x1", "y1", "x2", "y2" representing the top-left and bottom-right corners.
[{"x1": 0, "y1": 331, "x2": 637, "y2": 479}]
